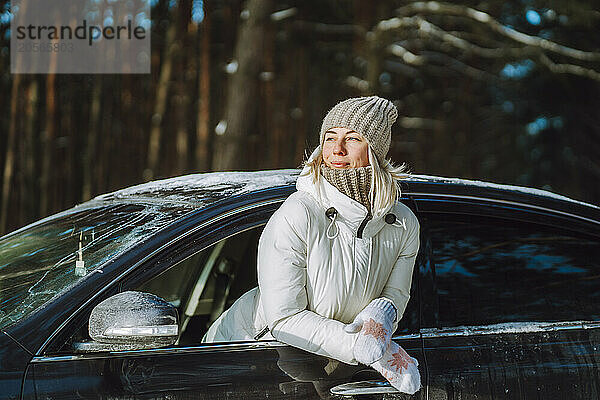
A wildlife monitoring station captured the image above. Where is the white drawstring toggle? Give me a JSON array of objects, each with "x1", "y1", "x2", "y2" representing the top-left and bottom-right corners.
[
  {"x1": 394, "y1": 217, "x2": 407, "y2": 230},
  {"x1": 326, "y1": 207, "x2": 339, "y2": 239}
]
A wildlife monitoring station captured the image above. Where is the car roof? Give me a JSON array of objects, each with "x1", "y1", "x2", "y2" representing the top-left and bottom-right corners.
[
  {"x1": 94, "y1": 169, "x2": 592, "y2": 205},
  {"x1": 87, "y1": 169, "x2": 600, "y2": 226},
  {"x1": 8, "y1": 169, "x2": 597, "y2": 240},
  {"x1": 93, "y1": 169, "x2": 301, "y2": 207}
]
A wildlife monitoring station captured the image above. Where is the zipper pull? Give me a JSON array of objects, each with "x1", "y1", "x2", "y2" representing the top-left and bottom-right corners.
[
  {"x1": 356, "y1": 211, "x2": 372, "y2": 238},
  {"x1": 254, "y1": 326, "x2": 270, "y2": 340}
]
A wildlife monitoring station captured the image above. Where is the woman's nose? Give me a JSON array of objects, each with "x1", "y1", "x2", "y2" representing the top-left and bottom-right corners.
[{"x1": 333, "y1": 140, "x2": 346, "y2": 154}]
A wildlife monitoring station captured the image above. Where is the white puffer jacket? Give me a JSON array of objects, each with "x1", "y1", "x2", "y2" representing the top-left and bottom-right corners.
[{"x1": 203, "y1": 166, "x2": 420, "y2": 365}]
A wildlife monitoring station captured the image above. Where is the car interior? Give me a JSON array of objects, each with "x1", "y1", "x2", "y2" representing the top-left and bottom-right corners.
[{"x1": 136, "y1": 225, "x2": 265, "y2": 345}]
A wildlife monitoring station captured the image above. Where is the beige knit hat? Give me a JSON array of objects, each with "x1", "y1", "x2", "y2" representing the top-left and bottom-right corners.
[{"x1": 319, "y1": 96, "x2": 398, "y2": 160}]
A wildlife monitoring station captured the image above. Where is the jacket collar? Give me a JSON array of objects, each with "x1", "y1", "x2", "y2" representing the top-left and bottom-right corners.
[{"x1": 296, "y1": 164, "x2": 393, "y2": 238}]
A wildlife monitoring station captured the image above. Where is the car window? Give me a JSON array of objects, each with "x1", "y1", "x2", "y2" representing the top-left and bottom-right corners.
[
  {"x1": 427, "y1": 217, "x2": 600, "y2": 328},
  {"x1": 137, "y1": 226, "x2": 263, "y2": 345}
]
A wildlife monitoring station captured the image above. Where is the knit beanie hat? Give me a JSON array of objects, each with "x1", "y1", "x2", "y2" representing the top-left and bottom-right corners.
[{"x1": 320, "y1": 96, "x2": 398, "y2": 161}]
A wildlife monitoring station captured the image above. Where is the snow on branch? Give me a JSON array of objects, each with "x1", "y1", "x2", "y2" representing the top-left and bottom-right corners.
[
  {"x1": 372, "y1": 2, "x2": 600, "y2": 81},
  {"x1": 392, "y1": 1, "x2": 600, "y2": 62},
  {"x1": 539, "y1": 54, "x2": 600, "y2": 81},
  {"x1": 414, "y1": 17, "x2": 537, "y2": 59},
  {"x1": 420, "y1": 50, "x2": 501, "y2": 82},
  {"x1": 387, "y1": 43, "x2": 425, "y2": 65},
  {"x1": 291, "y1": 20, "x2": 365, "y2": 37}
]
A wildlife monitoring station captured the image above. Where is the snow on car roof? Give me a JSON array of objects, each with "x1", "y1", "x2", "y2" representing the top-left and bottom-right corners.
[
  {"x1": 4, "y1": 170, "x2": 302, "y2": 244},
  {"x1": 94, "y1": 169, "x2": 597, "y2": 210},
  {"x1": 410, "y1": 174, "x2": 599, "y2": 209},
  {"x1": 94, "y1": 169, "x2": 301, "y2": 207},
  {"x1": 10, "y1": 170, "x2": 593, "y2": 241}
]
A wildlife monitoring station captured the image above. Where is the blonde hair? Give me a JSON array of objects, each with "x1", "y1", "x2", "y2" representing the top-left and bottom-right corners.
[{"x1": 301, "y1": 145, "x2": 410, "y2": 216}]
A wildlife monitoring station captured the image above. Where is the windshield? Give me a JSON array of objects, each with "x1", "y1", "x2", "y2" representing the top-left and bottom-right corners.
[{"x1": 0, "y1": 202, "x2": 189, "y2": 330}]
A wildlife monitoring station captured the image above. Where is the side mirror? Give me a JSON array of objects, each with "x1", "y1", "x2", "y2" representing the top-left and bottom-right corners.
[{"x1": 73, "y1": 291, "x2": 179, "y2": 352}]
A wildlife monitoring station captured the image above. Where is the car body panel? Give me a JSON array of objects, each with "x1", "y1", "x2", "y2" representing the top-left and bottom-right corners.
[
  {"x1": 414, "y1": 192, "x2": 600, "y2": 399},
  {"x1": 0, "y1": 331, "x2": 32, "y2": 400},
  {"x1": 423, "y1": 324, "x2": 600, "y2": 399},
  {"x1": 25, "y1": 338, "x2": 425, "y2": 399}
]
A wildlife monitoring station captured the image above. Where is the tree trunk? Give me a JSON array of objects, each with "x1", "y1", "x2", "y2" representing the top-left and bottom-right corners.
[
  {"x1": 22, "y1": 78, "x2": 38, "y2": 227},
  {"x1": 175, "y1": 0, "x2": 192, "y2": 175},
  {"x1": 39, "y1": 74, "x2": 56, "y2": 218},
  {"x1": 145, "y1": 10, "x2": 179, "y2": 181},
  {"x1": 294, "y1": 47, "x2": 309, "y2": 167},
  {"x1": 211, "y1": 0, "x2": 273, "y2": 171},
  {"x1": 263, "y1": 19, "x2": 277, "y2": 169},
  {"x1": 62, "y1": 81, "x2": 73, "y2": 207},
  {"x1": 0, "y1": 73, "x2": 21, "y2": 234},
  {"x1": 82, "y1": 78, "x2": 101, "y2": 201},
  {"x1": 195, "y1": 2, "x2": 211, "y2": 172}
]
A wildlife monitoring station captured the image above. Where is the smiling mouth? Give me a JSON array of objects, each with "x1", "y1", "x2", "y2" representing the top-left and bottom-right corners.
[{"x1": 330, "y1": 162, "x2": 349, "y2": 167}]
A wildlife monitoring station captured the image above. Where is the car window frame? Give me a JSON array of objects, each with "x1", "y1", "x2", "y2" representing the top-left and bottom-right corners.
[{"x1": 117, "y1": 200, "x2": 280, "y2": 292}]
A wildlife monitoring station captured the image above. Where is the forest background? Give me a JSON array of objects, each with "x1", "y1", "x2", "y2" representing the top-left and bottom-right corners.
[{"x1": 0, "y1": 0, "x2": 599, "y2": 235}]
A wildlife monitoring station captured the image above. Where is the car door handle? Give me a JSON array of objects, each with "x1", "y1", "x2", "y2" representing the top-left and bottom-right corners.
[{"x1": 330, "y1": 380, "x2": 398, "y2": 395}]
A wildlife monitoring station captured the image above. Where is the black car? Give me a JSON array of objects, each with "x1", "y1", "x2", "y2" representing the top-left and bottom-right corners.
[{"x1": 1, "y1": 170, "x2": 599, "y2": 399}]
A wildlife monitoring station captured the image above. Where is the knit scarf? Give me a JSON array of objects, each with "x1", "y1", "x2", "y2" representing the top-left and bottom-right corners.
[{"x1": 321, "y1": 165, "x2": 372, "y2": 211}]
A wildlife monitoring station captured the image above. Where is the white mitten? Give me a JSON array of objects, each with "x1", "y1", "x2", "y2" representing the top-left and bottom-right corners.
[
  {"x1": 344, "y1": 298, "x2": 396, "y2": 365},
  {"x1": 372, "y1": 341, "x2": 421, "y2": 394}
]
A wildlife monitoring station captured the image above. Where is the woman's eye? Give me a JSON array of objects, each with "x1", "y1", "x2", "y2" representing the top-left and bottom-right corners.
[{"x1": 347, "y1": 137, "x2": 360, "y2": 141}]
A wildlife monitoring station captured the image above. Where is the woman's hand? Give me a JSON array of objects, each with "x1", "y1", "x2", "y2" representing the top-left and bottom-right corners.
[
  {"x1": 371, "y1": 341, "x2": 421, "y2": 394},
  {"x1": 344, "y1": 298, "x2": 396, "y2": 365}
]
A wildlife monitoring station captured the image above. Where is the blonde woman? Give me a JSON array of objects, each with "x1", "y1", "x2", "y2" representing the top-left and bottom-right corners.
[{"x1": 204, "y1": 96, "x2": 421, "y2": 394}]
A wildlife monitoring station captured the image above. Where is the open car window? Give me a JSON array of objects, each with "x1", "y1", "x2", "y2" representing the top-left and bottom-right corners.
[
  {"x1": 135, "y1": 227, "x2": 422, "y2": 345},
  {"x1": 136, "y1": 226, "x2": 263, "y2": 345},
  {"x1": 133, "y1": 220, "x2": 422, "y2": 346}
]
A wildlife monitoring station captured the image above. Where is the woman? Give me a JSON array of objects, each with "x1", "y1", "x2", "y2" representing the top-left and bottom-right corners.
[{"x1": 204, "y1": 96, "x2": 421, "y2": 394}]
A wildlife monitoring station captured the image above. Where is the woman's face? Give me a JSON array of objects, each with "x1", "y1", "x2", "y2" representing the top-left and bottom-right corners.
[{"x1": 322, "y1": 127, "x2": 370, "y2": 169}]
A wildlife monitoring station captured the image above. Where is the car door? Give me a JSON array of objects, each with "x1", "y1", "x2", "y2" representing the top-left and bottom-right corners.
[
  {"x1": 416, "y1": 198, "x2": 600, "y2": 399},
  {"x1": 25, "y1": 195, "x2": 426, "y2": 399}
]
